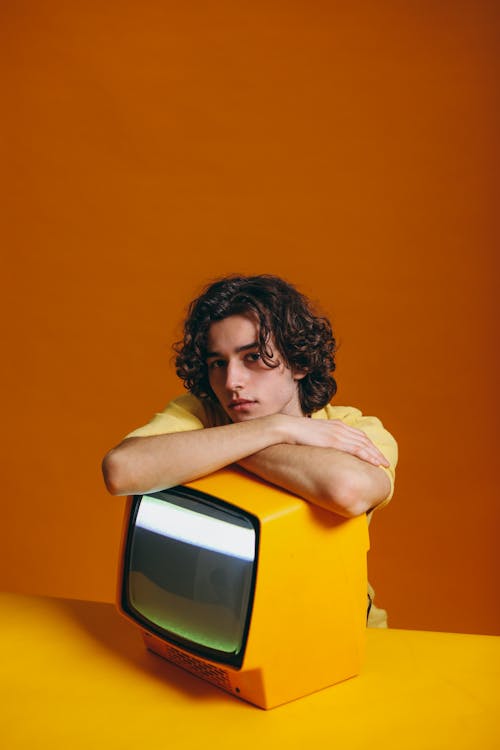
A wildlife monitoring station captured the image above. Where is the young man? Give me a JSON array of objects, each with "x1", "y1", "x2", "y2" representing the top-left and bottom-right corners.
[{"x1": 102, "y1": 274, "x2": 398, "y2": 626}]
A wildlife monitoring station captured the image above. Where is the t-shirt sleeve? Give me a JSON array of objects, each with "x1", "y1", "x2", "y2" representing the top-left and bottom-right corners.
[
  {"x1": 323, "y1": 404, "x2": 398, "y2": 509},
  {"x1": 124, "y1": 394, "x2": 208, "y2": 438}
]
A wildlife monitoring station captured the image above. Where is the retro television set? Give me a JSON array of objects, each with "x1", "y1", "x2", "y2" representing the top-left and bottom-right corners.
[{"x1": 117, "y1": 467, "x2": 369, "y2": 709}]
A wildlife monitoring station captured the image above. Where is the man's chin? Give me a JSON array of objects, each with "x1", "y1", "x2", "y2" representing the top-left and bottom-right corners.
[
  {"x1": 230, "y1": 412, "x2": 259, "y2": 423},
  {"x1": 227, "y1": 406, "x2": 263, "y2": 422}
]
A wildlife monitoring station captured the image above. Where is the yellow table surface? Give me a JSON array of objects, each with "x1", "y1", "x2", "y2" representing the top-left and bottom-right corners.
[{"x1": 1, "y1": 592, "x2": 499, "y2": 749}]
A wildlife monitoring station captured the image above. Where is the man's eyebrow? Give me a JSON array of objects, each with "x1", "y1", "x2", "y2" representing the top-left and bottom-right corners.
[{"x1": 205, "y1": 342, "x2": 259, "y2": 359}]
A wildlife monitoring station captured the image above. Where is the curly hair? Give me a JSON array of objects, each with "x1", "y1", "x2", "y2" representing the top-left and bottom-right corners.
[{"x1": 174, "y1": 274, "x2": 337, "y2": 415}]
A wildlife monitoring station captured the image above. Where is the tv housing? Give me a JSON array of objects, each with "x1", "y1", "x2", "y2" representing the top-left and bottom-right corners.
[{"x1": 118, "y1": 467, "x2": 369, "y2": 709}]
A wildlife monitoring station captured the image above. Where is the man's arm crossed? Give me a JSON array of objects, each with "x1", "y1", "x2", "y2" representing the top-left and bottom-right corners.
[{"x1": 102, "y1": 412, "x2": 392, "y2": 517}]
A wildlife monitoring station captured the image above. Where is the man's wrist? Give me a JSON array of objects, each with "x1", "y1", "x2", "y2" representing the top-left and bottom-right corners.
[{"x1": 264, "y1": 413, "x2": 299, "y2": 446}]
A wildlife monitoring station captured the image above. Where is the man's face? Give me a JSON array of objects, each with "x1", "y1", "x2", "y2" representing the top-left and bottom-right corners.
[{"x1": 206, "y1": 314, "x2": 305, "y2": 421}]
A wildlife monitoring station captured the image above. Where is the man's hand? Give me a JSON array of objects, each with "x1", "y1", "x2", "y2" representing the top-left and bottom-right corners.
[
  {"x1": 236, "y1": 414, "x2": 393, "y2": 518},
  {"x1": 280, "y1": 415, "x2": 390, "y2": 468}
]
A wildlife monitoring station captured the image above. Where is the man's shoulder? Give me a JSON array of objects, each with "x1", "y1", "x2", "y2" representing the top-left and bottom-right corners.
[
  {"x1": 168, "y1": 393, "x2": 207, "y2": 418},
  {"x1": 124, "y1": 393, "x2": 228, "y2": 438},
  {"x1": 171, "y1": 394, "x2": 229, "y2": 427},
  {"x1": 312, "y1": 404, "x2": 364, "y2": 422}
]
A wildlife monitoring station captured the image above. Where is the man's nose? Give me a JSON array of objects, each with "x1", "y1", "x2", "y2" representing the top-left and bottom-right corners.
[{"x1": 225, "y1": 360, "x2": 246, "y2": 391}]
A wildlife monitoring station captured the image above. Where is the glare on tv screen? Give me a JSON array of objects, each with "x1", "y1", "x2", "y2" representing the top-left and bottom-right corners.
[{"x1": 123, "y1": 488, "x2": 258, "y2": 666}]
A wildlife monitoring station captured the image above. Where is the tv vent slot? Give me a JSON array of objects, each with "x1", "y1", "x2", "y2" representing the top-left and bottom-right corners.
[{"x1": 163, "y1": 643, "x2": 231, "y2": 690}]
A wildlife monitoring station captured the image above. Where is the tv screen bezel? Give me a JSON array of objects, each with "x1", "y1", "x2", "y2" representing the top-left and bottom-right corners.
[{"x1": 121, "y1": 484, "x2": 260, "y2": 669}]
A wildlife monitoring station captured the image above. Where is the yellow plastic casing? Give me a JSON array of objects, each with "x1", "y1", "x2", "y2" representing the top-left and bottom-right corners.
[{"x1": 117, "y1": 467, "x2": 369, "y2": 709}]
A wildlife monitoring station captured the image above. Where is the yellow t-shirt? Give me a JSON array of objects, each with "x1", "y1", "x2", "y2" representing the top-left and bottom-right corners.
[{"x1": 126, "y1": 393, "x2": 398, "y2": 627}]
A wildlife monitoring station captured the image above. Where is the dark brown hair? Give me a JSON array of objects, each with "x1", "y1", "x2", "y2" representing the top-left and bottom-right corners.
[{"x1": 174, "y1": 274, "x2": 337, "y2": 414}]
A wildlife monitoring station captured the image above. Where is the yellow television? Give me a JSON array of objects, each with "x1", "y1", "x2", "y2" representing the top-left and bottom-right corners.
[{"x1": 117, "y1": 467, "x2": 369, "y2": 709}]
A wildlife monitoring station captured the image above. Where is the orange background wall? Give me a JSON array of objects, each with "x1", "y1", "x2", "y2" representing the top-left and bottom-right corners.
[{"x1": 2, "y1": 1, "x2": 498, "y2": 635}]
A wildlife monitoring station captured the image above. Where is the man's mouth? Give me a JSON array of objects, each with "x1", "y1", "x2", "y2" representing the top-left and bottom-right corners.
[{"x1": 228, "y1": 399, "x2": 256, "y2": 410}]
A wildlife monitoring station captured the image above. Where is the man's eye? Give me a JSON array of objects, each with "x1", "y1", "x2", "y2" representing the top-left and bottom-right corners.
[
  {"x1": 246, "y1": 352, "x2": 261, "y2": 362},
  {"x1": 208, "y1": 360, "x2": 225, "y2": 370}
]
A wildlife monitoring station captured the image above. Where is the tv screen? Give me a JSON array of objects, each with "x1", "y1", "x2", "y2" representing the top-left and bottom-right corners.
[{"x1": 122, "y1": 486, "x2": 259, "y2": 667}]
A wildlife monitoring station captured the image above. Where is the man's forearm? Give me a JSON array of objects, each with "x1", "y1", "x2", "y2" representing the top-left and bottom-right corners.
[
  {"x1": 238, "y1": 444, "x2": 391, "y2": 518},
  {"x1": 102, "y1": 414, "x2": 290, "y2": 495},
  {"x1": 103, "y1": 411, "x2": 392, "y2": 511}
]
